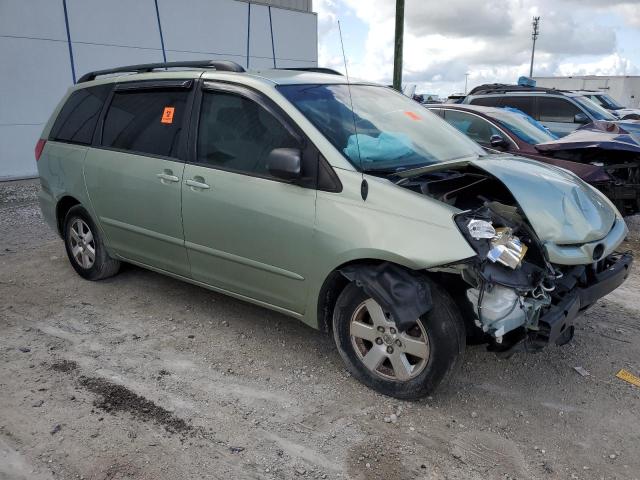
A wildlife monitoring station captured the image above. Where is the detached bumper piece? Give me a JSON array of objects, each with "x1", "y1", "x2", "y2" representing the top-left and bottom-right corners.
[{"x1": 499, "y1": 252, "x2": 633, "y2": 355}]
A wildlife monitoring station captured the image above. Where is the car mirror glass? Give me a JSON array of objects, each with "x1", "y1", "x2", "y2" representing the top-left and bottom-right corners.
[
  {"x1": 574, "y1": 112, "x2": 589, "y2": 124},
  {"x1": 490, "y1": 134, "x2": 509, "y2": 149},
  {"x1": 266, "y1": 148, "x2": 302, "y2": 181}
]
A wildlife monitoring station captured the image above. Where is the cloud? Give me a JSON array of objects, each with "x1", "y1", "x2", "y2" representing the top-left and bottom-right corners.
[
  {"x1": 316, "y1": 0, "x2": 639, "y2": 97},
  {"x1": 405, "y1": 0, "x2": 513, "y2": 38}
]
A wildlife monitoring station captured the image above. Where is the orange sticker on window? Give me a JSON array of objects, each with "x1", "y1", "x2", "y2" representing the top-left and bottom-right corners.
[
  {"x1": 404, "y1": 111, "x2": 421, "y2": 121},
  {"x1": 161, "y1": 107, "x2": 175, "y2": 124}
]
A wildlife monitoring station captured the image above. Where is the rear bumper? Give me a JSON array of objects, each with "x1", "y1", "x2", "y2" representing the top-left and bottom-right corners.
[{"x1": 515, "y1": 252, "x2": 632, "y2": 352}]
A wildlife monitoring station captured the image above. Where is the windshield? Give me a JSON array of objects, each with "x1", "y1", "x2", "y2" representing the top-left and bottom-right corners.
[
  {"x1": 278, "y1": 84, "x2": 485, "y2": 172},
  {"x1": 591, "y1": 94, "x2": 624, "y2": 110},
  {"x1": 491, "y1": 107, "x2": 557, "y2": 144},
  {"x1": 572, "y1": 96, "x2": 616, "y2": 121}
]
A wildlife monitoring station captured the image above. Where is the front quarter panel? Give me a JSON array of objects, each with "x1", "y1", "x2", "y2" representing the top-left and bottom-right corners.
[{"x1": 303, "y1": 168, "x2": 476, "y2": 327}]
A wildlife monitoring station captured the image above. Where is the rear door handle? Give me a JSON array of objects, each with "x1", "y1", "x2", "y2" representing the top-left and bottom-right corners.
[
  {"x1": 185, "y1": 179, "x2": 210, "y2": 190},
  {"x1": 157, "y1": 172, "x2": 179, "y2": 183}
]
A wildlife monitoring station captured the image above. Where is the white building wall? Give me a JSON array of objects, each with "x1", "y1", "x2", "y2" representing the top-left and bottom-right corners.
[
  {"x1": 0, "y1": 0, "x2": 317, "y2": 180},
  {"x1": 0, "y1": 0, "x2": 72, "y2": 180},
  {"x1": 66, "y1": 0, "x2": 164, "y2": 76}
]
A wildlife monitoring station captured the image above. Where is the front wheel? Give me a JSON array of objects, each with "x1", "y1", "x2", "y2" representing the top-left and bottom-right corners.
[
  {"x1": 332, "y1": 279, "x2": 465, "y2": 399},
  {"x1": 63, "y1": 205, "x2": 120, "y2": 281}
]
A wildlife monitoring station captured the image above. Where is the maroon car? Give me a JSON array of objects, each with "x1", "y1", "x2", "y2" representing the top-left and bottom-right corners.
[{"x1": 428, "y1": 104, "x2": 640, "y2": 215}]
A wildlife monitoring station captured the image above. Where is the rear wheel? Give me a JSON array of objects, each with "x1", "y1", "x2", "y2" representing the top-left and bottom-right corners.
[
  {"x1": 332, "y1": 279, "x2": 465, "y2": 399},
  {"x1": 63, "y1": 205, "x2": 120, "y2": 280}
]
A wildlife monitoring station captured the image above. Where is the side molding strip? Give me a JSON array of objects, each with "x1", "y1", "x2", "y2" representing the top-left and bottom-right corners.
[{"x1": 186, "y1": 241, "x2": 305, "y2": 281}]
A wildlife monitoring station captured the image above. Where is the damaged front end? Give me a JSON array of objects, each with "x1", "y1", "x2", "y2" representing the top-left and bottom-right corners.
[
  {"x1": 455, "y1": 203, "x2": 631, "y2": 354},
  {"x1": 396, "y1": 160, "x2": 633, "y2": 355}
]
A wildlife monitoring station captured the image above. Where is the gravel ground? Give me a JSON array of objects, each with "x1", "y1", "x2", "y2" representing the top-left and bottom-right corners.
[{"x1": 1, "y1": 178, "x2": 639, "y2": 480}]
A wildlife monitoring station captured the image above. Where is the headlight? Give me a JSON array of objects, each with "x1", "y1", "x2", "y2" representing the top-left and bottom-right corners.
[
  {"x1": 461, "y1": 217, "x2": 527, "y2": 269},
  {"x1": 487, "y1": 227, "x2": 528, "y2": 269},
  {"x1": 467, "y1": 219, "x2": 496, "y2": 239}
]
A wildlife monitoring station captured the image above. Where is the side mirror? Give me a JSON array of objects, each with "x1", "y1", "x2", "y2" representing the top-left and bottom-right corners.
[
  {"x1": 489, "y1": 134, "x2": 509, "y2": 149},
  {"x1": 574, "y1": 112, "x2": 589, "y2": 124},
  {"x1": 266, "y1": 148, "x2": 302, "y2": 181}
]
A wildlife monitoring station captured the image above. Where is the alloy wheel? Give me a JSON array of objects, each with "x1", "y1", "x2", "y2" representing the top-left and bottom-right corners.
[
  {"x1": 349, "y1": 299, "x2": 430, "y2": 381},
  {"x1": 69, "y1": 218, "x2": 96, "y2": 269}
]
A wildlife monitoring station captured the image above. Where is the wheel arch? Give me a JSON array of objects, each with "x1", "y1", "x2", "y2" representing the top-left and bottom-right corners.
[
  {"x1": 316, "y1": 257, "x2": 446, "y2": 336},
  {"x1": 55, "y1": 195, "x2": 82, "y2": 235}
]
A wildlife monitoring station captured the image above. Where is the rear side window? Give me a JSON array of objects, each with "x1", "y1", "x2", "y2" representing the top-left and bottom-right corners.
[
  {"x1": 102, "y1": 89, "x2": 189, "y2": 158},
  {"x1": 498, "y1": 96, "x2": 535, "y2": 118},
  {"x1": 196, "y1": 91, "x2": 299, "y2": 177},
  {"x1": 537, "y1": 97, "x2": 581, "y2": 123},
  {"x1": 468, "y1": 96, "x2": 501, "y2": 108},
  {"x1": 443, "y1": 110, "x2": 502, "y2": 144},
  {"x1": 49, "y1": 84, "x2": 111, "y2": 145}
]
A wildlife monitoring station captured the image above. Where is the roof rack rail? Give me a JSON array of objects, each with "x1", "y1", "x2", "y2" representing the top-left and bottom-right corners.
[
  {"x1": 77, "y1": 60, "x2": 245, "y2": 83},
  {"x1": 468, "y1": 83, "x2": 567, "y2": 96},
  {"x1": 277, "y1": 67, "x2": 343, "y2": 76}
]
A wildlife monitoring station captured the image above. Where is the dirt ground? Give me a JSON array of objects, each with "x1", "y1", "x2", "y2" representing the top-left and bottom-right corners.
[{"x1": 1, "y1": 179, "x2": 639, "y2": 480}]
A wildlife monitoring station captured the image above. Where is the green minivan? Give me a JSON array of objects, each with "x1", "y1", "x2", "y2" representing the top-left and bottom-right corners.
[{"x1": 37, "y1": 61, "x2": 632, "y2": 399}]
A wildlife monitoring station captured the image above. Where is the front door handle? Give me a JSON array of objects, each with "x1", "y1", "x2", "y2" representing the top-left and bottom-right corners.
[
  {"x1": 185, "y1": 178, "x2": 210, "y2": 190},
  {"x1": 157, "y1": 171, "x2": 179, "y2": 183}
]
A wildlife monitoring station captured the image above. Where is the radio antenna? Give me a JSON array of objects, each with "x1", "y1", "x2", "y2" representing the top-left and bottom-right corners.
[
  {"x1": 337, "y1": 20, "x2": 350, "y2": 80},
  {"x1": 337, "y1": 20, "x2": 366, "y2": 197}
]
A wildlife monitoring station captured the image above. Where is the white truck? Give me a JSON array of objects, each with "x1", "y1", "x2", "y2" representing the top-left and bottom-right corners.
[{"x1": 533, "y1": 76, "x2": 640, "y2": 109}]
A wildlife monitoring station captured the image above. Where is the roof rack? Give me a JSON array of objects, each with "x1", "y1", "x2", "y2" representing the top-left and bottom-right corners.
[
  {"x1": 277, "y1": 67, "x2": 343, "y2": 76},
  {"x1": 468, "y1": 83, "x2": 568, "y2": 96},
  {"x1": 77, "y1": 60, "x2": 245, "y2": 83}
]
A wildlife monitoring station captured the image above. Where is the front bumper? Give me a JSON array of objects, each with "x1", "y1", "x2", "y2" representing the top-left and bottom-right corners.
[
  {"x1": 544, "y1": 217, "x2": 628, "y2": 265},
  {"x1": 511, "y1": 252, "x2": 632, "y2": 353}
]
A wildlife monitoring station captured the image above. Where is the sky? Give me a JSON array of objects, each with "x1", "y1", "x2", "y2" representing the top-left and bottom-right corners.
[{"x1": 314, "y1": 0, "x2": 640, "y2": 98}]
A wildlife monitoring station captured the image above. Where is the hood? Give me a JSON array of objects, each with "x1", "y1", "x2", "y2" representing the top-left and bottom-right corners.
[
  {"x1": 613, "y1": 108, "x2": 640, "y2": 119},
  {"x1": 535, "y1": 120, "x2": 640, "y2": 155},
  {"x1": 397, "y1": 155, "x2": 617, "y2": 245},
  {"x1": 469, "y1": 156, "x2": 616, "y2": 244},
  {"x1": 520, "y1": 154, "x2": 611, "y2": 183}
]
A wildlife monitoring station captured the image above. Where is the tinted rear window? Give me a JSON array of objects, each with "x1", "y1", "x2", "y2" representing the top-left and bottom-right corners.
[
  {"x1": 498, "y1": 96, "x2": 536, "y2": 118},
  {"x1": 537, "y1": 97, "x2": 581, "y2": 123},
  {"x1": 468, "y1": 97, "x2": 502, "y2": 107},
  {"x1": 102, "y1": 89, "x2": 189, "y2": 158},
  {"x1": 50, "y1": 84, "x2": 111, "y2": 145}
]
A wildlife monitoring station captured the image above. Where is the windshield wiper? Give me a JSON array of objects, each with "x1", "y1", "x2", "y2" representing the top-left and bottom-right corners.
[{"x1": 361, "y1": 166, "x2": 405, "y2": 175}]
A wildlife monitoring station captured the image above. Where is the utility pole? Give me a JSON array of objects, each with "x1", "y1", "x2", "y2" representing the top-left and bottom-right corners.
[
  {"x1": 529, "y1": 16, "x2": 540, "y2": 78},
  {"x1": 464, "y1": 72, "x2": 470, "y2": 94},
  {"x1": 393, "y1": 0, "x2": 404, "y2": 91}
]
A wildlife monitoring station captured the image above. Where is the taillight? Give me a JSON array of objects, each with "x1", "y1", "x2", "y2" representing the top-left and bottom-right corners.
[{"x1": 35, "y1": 139, "x2": 47, "y2": 161}]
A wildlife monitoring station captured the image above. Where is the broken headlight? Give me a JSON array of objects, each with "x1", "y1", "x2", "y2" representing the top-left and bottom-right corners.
[
  {"x1": 461, "y1": 218, "x2": 527, "y2": 269},
  {"x1": 487, "y1": 227, "x2": 528, "y2": 269}
]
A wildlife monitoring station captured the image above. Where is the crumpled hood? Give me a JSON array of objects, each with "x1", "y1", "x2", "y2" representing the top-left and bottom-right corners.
[
  {"x1": 535, "y1": 120, "x2": 640, "y2": 154},
  {"x1": 469, "y1": 155, "x2": 616, "y2": 244}
]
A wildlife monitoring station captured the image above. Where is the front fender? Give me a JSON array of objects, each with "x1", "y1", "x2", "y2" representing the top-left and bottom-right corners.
[{"x1": 301, "y1": 169, "x2": 476, "y2": 329}]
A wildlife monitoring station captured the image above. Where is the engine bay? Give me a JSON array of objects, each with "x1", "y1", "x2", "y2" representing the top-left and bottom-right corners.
[{"x1": 396, "y1": 165, "x2": 577, "y2": 353}]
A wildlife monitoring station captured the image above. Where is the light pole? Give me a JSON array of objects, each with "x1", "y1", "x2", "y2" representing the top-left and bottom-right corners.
[
  {"x1": 393, "y1": 0, "x2": 405, "y2": 91},
  {"x1": 529, "y1": 16, "x2": 540, "y2": 78},
  {"x1": 464, "y1": 72, "x2": 470, "y2": 94}
]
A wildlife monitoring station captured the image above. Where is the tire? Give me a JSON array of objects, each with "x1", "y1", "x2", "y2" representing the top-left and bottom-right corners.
[
  {"x1": 63, "y1": 205, "x2": 120, "y2": 281},
  {"x1": 332, "y1": 279, "x2": 465, "y2": 399}
]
